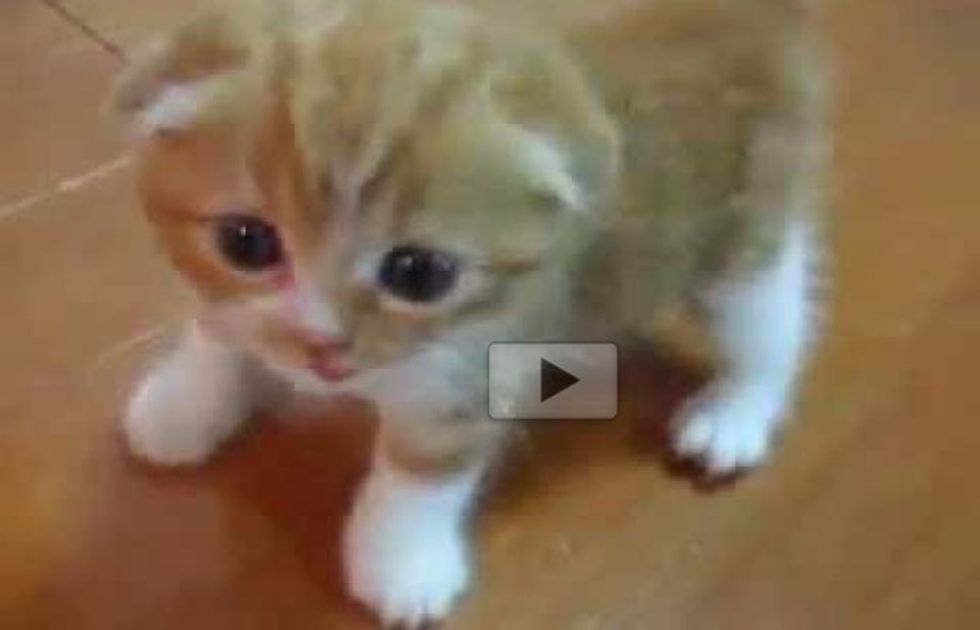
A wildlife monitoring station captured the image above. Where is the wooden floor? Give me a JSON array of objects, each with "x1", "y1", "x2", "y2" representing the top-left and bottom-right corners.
[{"x1": 2, "y1": 1, "x2": 979, "y2": 628}]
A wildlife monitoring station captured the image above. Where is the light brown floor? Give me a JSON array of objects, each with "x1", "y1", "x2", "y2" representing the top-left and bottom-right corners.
[{"x1": 2, "y1": 1, "x2": 979, "y2": 628}]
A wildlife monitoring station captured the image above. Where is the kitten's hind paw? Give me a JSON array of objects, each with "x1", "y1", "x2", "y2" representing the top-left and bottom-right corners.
[{"x1": 671, "y1": 381, "x2": 783, "y2": 475}]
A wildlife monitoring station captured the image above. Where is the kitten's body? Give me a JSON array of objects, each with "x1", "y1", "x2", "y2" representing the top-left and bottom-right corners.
[{"x1": 116, "y1": 0, "x2": 826, "y2": 625}]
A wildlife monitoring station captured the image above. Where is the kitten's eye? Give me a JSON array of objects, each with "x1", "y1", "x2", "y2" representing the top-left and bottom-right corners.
[
  {"x1": 377, "y1": 245, "x2": 459, "y2": 303},
  {"x1": 215, "y1": 214, "x2": 284, "y2": 271}
]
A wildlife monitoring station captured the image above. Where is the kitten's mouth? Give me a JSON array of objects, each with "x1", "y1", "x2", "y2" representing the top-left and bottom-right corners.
[{"x1": 307, "y1": 346, "x2": 358, "y2": 382}]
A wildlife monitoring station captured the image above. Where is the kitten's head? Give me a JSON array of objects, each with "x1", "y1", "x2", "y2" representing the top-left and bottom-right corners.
[{"x1": 115, "y1": 0, "x2": 618, "y2": 390}]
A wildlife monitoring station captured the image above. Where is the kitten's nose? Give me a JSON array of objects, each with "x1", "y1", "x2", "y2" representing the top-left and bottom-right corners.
[
  {"x1": 304, "y1": 329, "x2": 358, "y2": 382},
  {"x1": 289, "y1": 324, "x2": 350, "y2": 353}
]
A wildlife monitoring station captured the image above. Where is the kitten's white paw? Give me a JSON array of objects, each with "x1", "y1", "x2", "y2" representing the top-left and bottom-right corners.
[
  {"x1": 343, "y1": 516, "x2": 468, "y2": 627},
  {"x1": 672, "y1": 382, "x2": 783, "y2": 475},
  {"x1": 123, "y1": 358, "x2": 247, "y2": 466},
  {"x1": 343, "y1": 475, "x2": 470, "y2": 628}
]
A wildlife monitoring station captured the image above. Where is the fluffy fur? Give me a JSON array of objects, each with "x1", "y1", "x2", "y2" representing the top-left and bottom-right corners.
[{"x1": 115, "y1": 0, "x2": 827, "y2": 625}]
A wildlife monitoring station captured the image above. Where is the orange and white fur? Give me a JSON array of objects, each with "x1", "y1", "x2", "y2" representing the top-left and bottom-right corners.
[{"x1": 115, "y1": 0, "x2": 826, "y2": 625}]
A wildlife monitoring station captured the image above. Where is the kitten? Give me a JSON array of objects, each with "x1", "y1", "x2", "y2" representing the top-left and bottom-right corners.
[{"x1": 114, "y1": 0, "x2": 827, "y2": 625}]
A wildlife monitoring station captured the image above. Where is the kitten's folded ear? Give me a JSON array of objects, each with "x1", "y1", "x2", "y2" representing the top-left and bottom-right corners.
[
  {"x1": 110, "y1": 9, "x2": 255, "y2": 136},
  {"x1": 561, "y1": 112, "x2": 621, "y2": 213},
  {"x1": 492, "y1": 40, "x2": 621, "y2": 215}
]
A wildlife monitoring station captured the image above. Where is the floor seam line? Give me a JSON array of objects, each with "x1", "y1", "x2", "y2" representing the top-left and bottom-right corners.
[
  {"x1": 38, "y1": 0, "x2": 126, "y2": 60},
  {"x1": 0, "y1": 157, "x2": 131, "y2": 221}
]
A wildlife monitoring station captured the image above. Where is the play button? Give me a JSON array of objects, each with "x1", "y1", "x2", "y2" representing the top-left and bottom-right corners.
[
  {"x1": 487, "y1": 342, "x2": 618, "y2": 420},
  {"x1": 540, "y1": 358, "x2": 579, "y2": 402}
]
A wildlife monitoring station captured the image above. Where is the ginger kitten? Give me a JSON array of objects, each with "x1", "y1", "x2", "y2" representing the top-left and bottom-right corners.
[{"x1": 114, "y1": 0, "x2": 826, "y2": 625}]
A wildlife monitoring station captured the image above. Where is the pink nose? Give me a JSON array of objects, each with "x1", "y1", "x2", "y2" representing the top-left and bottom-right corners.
[{"x1": 305, "y1": 331, "x2": 357, "y2": 382}]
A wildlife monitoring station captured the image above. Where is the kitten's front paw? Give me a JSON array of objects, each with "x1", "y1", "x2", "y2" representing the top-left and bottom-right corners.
[
  {"x1": 343, "y1": 485, "x2": 469, "y2": 627},
  {"x1": 671, "y1": 382, "x2": 783, "y2": 475},
  {"x1": 123, "y1": 364, "x2": 246, "y2": 466}
]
